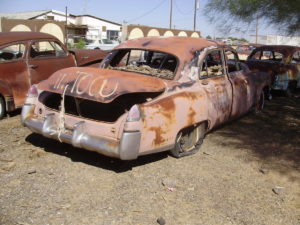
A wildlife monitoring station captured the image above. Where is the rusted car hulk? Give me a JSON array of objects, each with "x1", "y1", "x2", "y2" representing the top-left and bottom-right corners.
[
  {"x1": 22, "y1": 37, "x2": 271, "y2": 160},
  {"x1": 246, "y1": 45, "x2": 300, "y2": 95},
  {"x1": 0, "y1": 32, "x2": 107, "y2": 119}
]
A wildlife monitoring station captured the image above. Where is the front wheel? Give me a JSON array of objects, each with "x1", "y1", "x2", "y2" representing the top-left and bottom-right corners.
[
  {"x1": 0, "y1": 96, "x2": 6, "y2": 120},
  {"x1": 170, "y1": 123, "x2": 205, "y2": 158}
]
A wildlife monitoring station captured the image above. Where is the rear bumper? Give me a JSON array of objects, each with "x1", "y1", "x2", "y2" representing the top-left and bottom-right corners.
[{"x1": 21, "y1": 104, "x2": 141, "y2": 160}]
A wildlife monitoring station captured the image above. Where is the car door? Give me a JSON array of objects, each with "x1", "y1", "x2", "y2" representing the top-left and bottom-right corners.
[
  {"x1": 27, "y1": 39, "x2": 76, "y2": 85},
  {"x1": 226, "y1": 49, "x2": 255, "y2": 118},
  {"x1": 0, "y1": 42, "x2": 29, "y2": 107},
  {"x1": 198, "y1": 48, "x2": 233, "y2": 128}
]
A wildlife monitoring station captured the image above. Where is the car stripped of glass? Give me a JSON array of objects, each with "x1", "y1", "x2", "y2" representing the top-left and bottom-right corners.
[
  {"x1": 103, "y1": 49, "x2": 178, "y2": 80},
  {"x1": 0, "y1": 43, "x2": 25, "y2": 62}
]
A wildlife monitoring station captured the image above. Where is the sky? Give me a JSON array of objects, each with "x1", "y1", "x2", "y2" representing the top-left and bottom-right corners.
[{"x1": 0, "y1": 0, "x2": 278, "y2": 40}]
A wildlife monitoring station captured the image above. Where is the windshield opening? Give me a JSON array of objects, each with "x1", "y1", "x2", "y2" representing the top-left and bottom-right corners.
[{"x1": 101, "y1": 49, "x2": 178, "y2": 80}]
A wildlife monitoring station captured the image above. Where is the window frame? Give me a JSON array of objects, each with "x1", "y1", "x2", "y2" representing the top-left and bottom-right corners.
[
  {"x1": 224, "y1": 48, "x2": 242, "y2": 73},
  {"x1": 0, "y1": 42, "x2": 27, "y2": 64},
  {"x1": 29, "y1": 39, "x2": 68, "y2": 59},
  {"x1": 199, "y1": 48, "x2": 226, "y2": 80}
]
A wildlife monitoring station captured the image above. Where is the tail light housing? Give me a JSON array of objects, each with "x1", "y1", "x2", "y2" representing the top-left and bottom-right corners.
[
  {"x1": 126, "y1": 105, "x2": 141, "y2": 122},
  {"x1": 27, "y1": 84, "x2": 38, "y2": 97}
]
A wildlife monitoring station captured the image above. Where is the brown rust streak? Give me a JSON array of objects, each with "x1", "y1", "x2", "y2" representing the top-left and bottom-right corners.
[
  {"x1": 148, "y1": 127, "x2": 166, "y2": 146},
  {"x1": 145, "y1": 97, "x2": 176, "y2": 146}
]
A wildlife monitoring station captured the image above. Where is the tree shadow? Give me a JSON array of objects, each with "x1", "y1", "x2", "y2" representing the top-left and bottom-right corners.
[
  {"x1": 215, "y1": 93, "x2": 300, "y2": 179},
  {"x1": 25, "y1": 133, "x2": 168, "y2": 173}
]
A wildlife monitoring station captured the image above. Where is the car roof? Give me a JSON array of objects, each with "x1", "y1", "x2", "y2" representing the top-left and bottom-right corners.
[
  {"x1": 115, "y1": 36, "x2": 218, "y2": 62},
  {"x1": 0, "y1": 32, "x2": 58, "y2": 46},
  {"x1": 254, "y1": 45, "x2": 300, "y2": 57}
]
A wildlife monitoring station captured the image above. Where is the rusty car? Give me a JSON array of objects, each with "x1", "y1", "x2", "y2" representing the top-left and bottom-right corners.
[
  {"x1": 246, "y1": 45, "x2": 300, "y2": 95},
  {"x1": 21, "y1": 37, "x2": 271, "y2": 160},
  {"x1": 0, "y1": 32, "x2": 107, "y2": 119}
]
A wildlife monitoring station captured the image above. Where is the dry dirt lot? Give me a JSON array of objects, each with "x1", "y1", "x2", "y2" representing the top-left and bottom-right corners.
[{"x1": 0, "y1": 95, "x2": 299, "y2": 225}]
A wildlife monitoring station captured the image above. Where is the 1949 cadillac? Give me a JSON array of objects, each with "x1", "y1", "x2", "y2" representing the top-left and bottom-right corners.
[
  {"x1": 21, "y1": 37, "x2": 271, "y2": 160},
  {"x1": 0, "y1": 32, "x2": 107, "y2": 119}
]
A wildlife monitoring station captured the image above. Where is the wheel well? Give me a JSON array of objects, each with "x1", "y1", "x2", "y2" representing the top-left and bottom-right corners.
[
  {"x1": 0, "y1": 93, "x2": 6, "y2": 111},
  {"x1": 177, "y1": 121, "x2": 209, "y2": 136}
]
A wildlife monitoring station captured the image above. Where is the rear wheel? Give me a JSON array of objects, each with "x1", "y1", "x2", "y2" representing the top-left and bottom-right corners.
[
  {"x1": 170, "y1": 123, "x2": 205, "y2": 158},
  {"x1": 0, "y1": 96, "x2": 6, "y2": 120}
]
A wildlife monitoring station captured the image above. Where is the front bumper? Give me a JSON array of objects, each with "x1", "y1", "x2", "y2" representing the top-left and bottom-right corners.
[{"x1": 21, "y1": 104, "x2": 141, "y2": 160}]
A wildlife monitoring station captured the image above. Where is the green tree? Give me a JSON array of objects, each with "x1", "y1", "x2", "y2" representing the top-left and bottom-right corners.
[
  {"x1": 206, "y1": 35, "x2": 212, "y2": 39},
  {"x1": 205, "y1": 0, "x2": 300, "y2": 34}
]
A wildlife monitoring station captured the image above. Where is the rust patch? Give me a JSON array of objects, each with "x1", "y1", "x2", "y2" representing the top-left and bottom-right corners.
[
  {"x1": 187, "y1": 108, "x2": 196, "y2": 125},
  {"x1": 148, "y1": 126, "x2": 166, "y2": 146}
]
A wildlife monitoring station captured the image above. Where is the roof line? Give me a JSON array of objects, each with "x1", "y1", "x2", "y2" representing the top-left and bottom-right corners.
[{"x1": 76, "y1": 14, "x2": 121, "y2": 26}]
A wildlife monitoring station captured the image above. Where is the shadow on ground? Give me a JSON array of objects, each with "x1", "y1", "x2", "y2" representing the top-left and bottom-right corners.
[
  {"x1": 25, "y1": 133, "x2": 168, "y2": 173},
  {"x1": 215, "y1": 93, "x2": 300, "y2": 179}
]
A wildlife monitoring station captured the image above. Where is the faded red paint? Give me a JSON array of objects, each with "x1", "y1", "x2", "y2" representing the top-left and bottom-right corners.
[
  {"x1": 246, "y1": 45, "x2": 300, "y2": 90},
  {"x1": 23, "y1": 36, "x2": 271, "y2": 159},
  {"x1": 0, "y1": 32, "x2": 107, "y2": 113}
]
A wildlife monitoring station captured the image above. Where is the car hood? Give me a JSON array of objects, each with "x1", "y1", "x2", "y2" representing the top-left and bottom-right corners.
[{"x1": 38, "y1": 67, "x2": 166, "y2": 103}]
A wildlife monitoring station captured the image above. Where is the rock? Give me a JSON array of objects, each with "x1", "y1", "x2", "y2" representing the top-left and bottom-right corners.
[
  {"x1": 272, "y1": 186, "x2": 285, "y2": 195},
  {"x1": 1, "y1": 162, "x2": 16, "y2": 171},
  {"x1": 27, "y1": 169, "x2": 36, "y2": 174},
  {"x1": 203, "y1": 151, "x2": 211, "y2": 155},
  {"x1": 259, "y1": 168, "x2": 269, "y2": 174},
  {"x1": 162, "y1": 178, "x2": 177, "y2": 187},
  {"x1": 157, "y1": 217, "x2": 166, "y2": 225}
]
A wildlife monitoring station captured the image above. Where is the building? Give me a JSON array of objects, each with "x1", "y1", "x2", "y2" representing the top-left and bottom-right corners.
[
  {"x1": 250, "y1": 34, "x2": 300, "y2": 46},
  {"x1": 122, "y1": 24, "x2": 200, "y2": 42},
  {"x1": 0, "y1": 10, "x2": 122, "y2": 43}
]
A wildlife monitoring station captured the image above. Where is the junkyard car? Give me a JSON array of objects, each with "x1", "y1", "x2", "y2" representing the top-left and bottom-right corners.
[
  {"x1": 0, "y1": 32, "x2": 107, "y2": 119},
  {"x1": 246, "y1": 45, "x2": 300, "y2": 94},
  {"x1": 85, "y1": 38, "x2": 119, "y2": 50},
  {"x1": 22, "y1": 37, "x2": 271, "y2": 160}
]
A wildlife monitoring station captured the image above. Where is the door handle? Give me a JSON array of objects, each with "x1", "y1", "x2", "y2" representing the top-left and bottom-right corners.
[
  {"x1": 201, "y1": 81, "x2": 208, "y2": 85},
  {"x1": 29, "y1": 64, "x2": 38, "y2": 69},
  {"x1": 81, "y1": 56, "x2": 89, "y2": 59}
]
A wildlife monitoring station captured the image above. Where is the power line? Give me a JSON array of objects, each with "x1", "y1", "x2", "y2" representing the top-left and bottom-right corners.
[
  {"x1": 126, "y1": 0, "x2": 167, "y2": 23},
  {"x1": 174, "y1": 0, "x2": 193, "y2": 15}
]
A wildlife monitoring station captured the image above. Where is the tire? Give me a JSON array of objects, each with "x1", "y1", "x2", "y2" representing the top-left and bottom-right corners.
[
  {"x1": 170, "y1": 123, "x2": 205, "y2": 158},
  {"x1": 254, "y1": 91, "x2": 265, "y2": 114},
  {"x1": 0, "y1": 96, "x2": 6, "y2": 120}
]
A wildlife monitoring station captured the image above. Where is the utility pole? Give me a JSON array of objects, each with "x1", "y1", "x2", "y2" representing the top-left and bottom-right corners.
[
  {"x1": 169, "y1": 0, "x2": 173, "y2": 29},
  {"x1": 255, "y1": 14, "x2": 258, "y2": 44},
  {"x1": 193, "y1": 0, "x2": 199, "y2": 31},
  {"x1": 65, "y1": 6, "x2": 68, "y2": 45}
]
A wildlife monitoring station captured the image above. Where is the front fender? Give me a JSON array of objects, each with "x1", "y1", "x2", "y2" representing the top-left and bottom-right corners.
[{"x1": 0, "y1": 81, "x2": 15, "y2": 111}]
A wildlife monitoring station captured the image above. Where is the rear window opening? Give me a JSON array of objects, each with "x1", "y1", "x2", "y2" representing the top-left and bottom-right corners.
[
  {"x1": 40, "y1": 91, "x2": 163, "y2": 122},
  {"x1": 101, "y1": 49, "x2": 178, "y2": 80}
]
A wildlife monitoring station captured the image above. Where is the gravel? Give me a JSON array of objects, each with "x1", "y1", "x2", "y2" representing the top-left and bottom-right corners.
[{"x1": 0, "y1": 96, "x2": 299, "y2": 225}]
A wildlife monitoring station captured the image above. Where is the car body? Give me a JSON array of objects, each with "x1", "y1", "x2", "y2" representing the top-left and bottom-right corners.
[
  {"x1": 85, "y1": 38, "x2": 119, "y2": 51},
  {"x1": 246, "y1": 45, "x2": 300, "y2": 92},
  {"x1": 0, "y1": 32, "x2": 108, "y2": 119},
  {"x1": 22, "y1": 37, "x2": 271, "y2": 160}
]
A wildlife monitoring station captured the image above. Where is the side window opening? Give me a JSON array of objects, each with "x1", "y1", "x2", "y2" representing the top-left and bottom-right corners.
[
  {"x1": 225, "y1": 50, "x2": 241, "y2": 72},
  {"x1": 30, "y1": 41, "x2": 66, "y2": 58},
  {"x1": 291, "y1": 51, "x2": 300, "y2": 64},
  {"x1": 200, "y1": 50, "x2": 224, "y2": 78},
  {"x1": 251, "y1": 50, "x2": 261, "y2": 60},
  {"x1": 0, "y1": 43, "x2": 25, "y2": 62}
]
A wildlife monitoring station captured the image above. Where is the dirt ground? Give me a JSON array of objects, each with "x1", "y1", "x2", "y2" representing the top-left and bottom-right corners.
[{"x1": 0, "y1": 95, "x2": 299, "y2": 225}]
